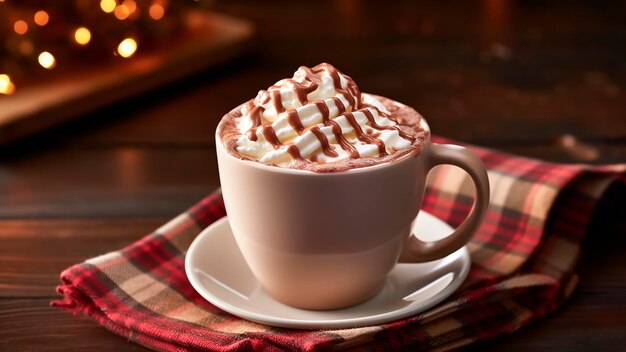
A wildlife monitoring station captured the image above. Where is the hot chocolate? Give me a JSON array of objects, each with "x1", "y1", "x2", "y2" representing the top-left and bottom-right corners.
[
  {"x1": 214, "y1": 63, "x2": 490, "y2": 309},
  {"x1": 218, "y1": 63, "x2": 429, "y2": 172}
]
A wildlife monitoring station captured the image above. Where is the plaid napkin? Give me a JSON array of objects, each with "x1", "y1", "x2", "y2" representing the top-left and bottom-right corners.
[{"x1": 52, "y1": 136, "x2": 625, "y2": 351}]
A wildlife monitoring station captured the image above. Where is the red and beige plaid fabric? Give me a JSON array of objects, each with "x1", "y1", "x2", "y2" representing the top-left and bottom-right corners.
[{"x1": 52, "y1": 137, "x2": 625, "y2": 351}]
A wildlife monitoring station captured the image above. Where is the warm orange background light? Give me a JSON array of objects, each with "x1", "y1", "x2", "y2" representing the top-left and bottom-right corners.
[
  {"x1": 34, "y1": 11, "x2": 49, "y2": 26},
  {"x1": 74, "y1": 27, "x2": 92, "y2": 45},
  {"x1": 114, "y1": 4, "x2": 130, "y2": 20},
  {"x1": 14, "y1": 20, "x2": 28, "y2": 35},
  {"x1": 124, "y1": 0, "x2": 137, "y2": 14},
  {"x1": 149, "y1": 4, "x2": 165, "y2": 20},
  {"x1": 0, "y1": 74, "x2": 16, "y2": 95},
  {"x1": 100, "y1": 0, "x2": 116, "y2": 13},
  {"x1": 117, "y1": 38, "x2": 137, "y2": 58},
  {"x1": 38, "y1": 51, "x2": 56, "y2": 69}
]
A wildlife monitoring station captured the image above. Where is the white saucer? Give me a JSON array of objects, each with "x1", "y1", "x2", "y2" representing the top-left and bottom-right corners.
[{"x1": 185, "y1": 212, "x2": 470, "y2": 329}]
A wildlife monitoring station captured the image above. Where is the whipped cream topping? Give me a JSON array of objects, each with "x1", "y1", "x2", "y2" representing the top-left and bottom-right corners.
[{"x1": 235, "y1": 63, "x2": 417, "y2": 167}]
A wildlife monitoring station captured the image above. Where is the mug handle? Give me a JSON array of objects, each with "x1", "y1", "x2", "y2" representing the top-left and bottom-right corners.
[{"x1": 399, "y1": 143, "x2": 490, "y2": 262}]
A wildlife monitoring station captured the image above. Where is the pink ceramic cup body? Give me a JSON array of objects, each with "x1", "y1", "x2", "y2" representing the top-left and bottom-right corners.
[{"x1": 215, "y1": 116, "x2": 489, "y2": 310}]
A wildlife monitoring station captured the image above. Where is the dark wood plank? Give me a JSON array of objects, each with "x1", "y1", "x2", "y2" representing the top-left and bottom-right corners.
[
  {"x1": 0, "y1": 219, "x2": 165, "y2": 297},
  {"x1": 1, "y1": 147, "x2": 218, "y2": 219},
  {"x1": 0, "y1": 299, "x2": 150, "y2": 352}
]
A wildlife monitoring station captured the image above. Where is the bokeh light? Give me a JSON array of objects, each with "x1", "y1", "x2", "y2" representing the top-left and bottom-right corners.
[
  {"x1": 14, "y1": 20, "x2": 28, "y2": 35},
  {"x1": 2, "y1": 0, "x2": 183, "y2": 87},
  {"x1": 117, "y1": 38, "x2": 137, "y2": 58},
  {"x1": 149, "y1": 4, "x2": 165, "y2": 20},
  {"x1": 0, "y1": 74, "x2": 16, "y2": 96},
  {"x1": 114, "y1": 4, "x2": 131, "y2": 20},
  {"x1": 124, "y1": 0, "x2": 137, "y2": 14},
  {"x1": 100, "y1": 0, "x2": 116, "y2": 13},
  {"x1": 38, "y1": 51, "x2": 56, "y2": 69},
  {"x1": 74, "y1": 27, "x2": 92, "y2": 45},
  {"x1": 34, "y1": 11, "x2": 50, "y2": 26}
]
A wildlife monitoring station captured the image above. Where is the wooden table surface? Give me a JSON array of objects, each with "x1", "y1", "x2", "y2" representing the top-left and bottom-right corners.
[{"x1": 1, "y1": 1, "x2": 625, "y2": 351}]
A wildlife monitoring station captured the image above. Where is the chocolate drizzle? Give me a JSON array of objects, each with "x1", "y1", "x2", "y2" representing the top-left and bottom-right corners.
[
  {"x1": 286, "y1": 144, "x2": 305, "y2": 162},
  {"x1": 314, "y1": 101, "x2": 330, "y2": 121},
  {"x1": 270, "y1": 90, "x2": 285, "y2": 113},
  {"x1": 286, "y1": 110, "x2": 305, "y2": 135},
  {"x1": 361, "y1": 108, "x2": 416, "y2": 143},
  {"x1": 246, "y1": 105, "x2": 263, "y2": 141},
  {"x1": 313, "y1": 99, "x2": 359, "y2": 158},
  {"x1": 310, "y1": 126, "x2": 338, "y2": 157},
  {"x1": 344, "y1": 112, "x2": 387, "y2": 156},
  {"x1": 338, "y1": 90, "x2": 355, "y2": 109},
  {"x1": 288, "y1": 80, "x2": 318, "y2": 105},
  {"x1": 324, "y1": 66, "x2": 342, "y2": 89},
  {"x1": 333, "y1": 97, "x2": 346, "y2": 114},
  {"x1": 261, "y1": 125, "x2": 281, "y2": 149},
  {"x1": 241, "y1": 63, "x2": 418, "y2": 164},
  {"x1": 329, "y1": 121, "x2": 359, "y2": 158},
  {"x1": 303, "y1": 63, "x2": 359, "y2": 110},
  {"x1": 360, "y1": 101, "x2": 405, "y2": 126}
]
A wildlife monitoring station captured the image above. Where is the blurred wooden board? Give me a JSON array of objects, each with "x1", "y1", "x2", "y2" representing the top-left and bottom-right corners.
[{"x1": 0, "y1": 11, "x2": 254, "y2": 145}]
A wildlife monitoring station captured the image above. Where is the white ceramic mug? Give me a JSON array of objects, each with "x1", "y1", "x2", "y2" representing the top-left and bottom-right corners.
[{"x1": 215, "y1": 114, "x2": 489, "y2": 310}]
